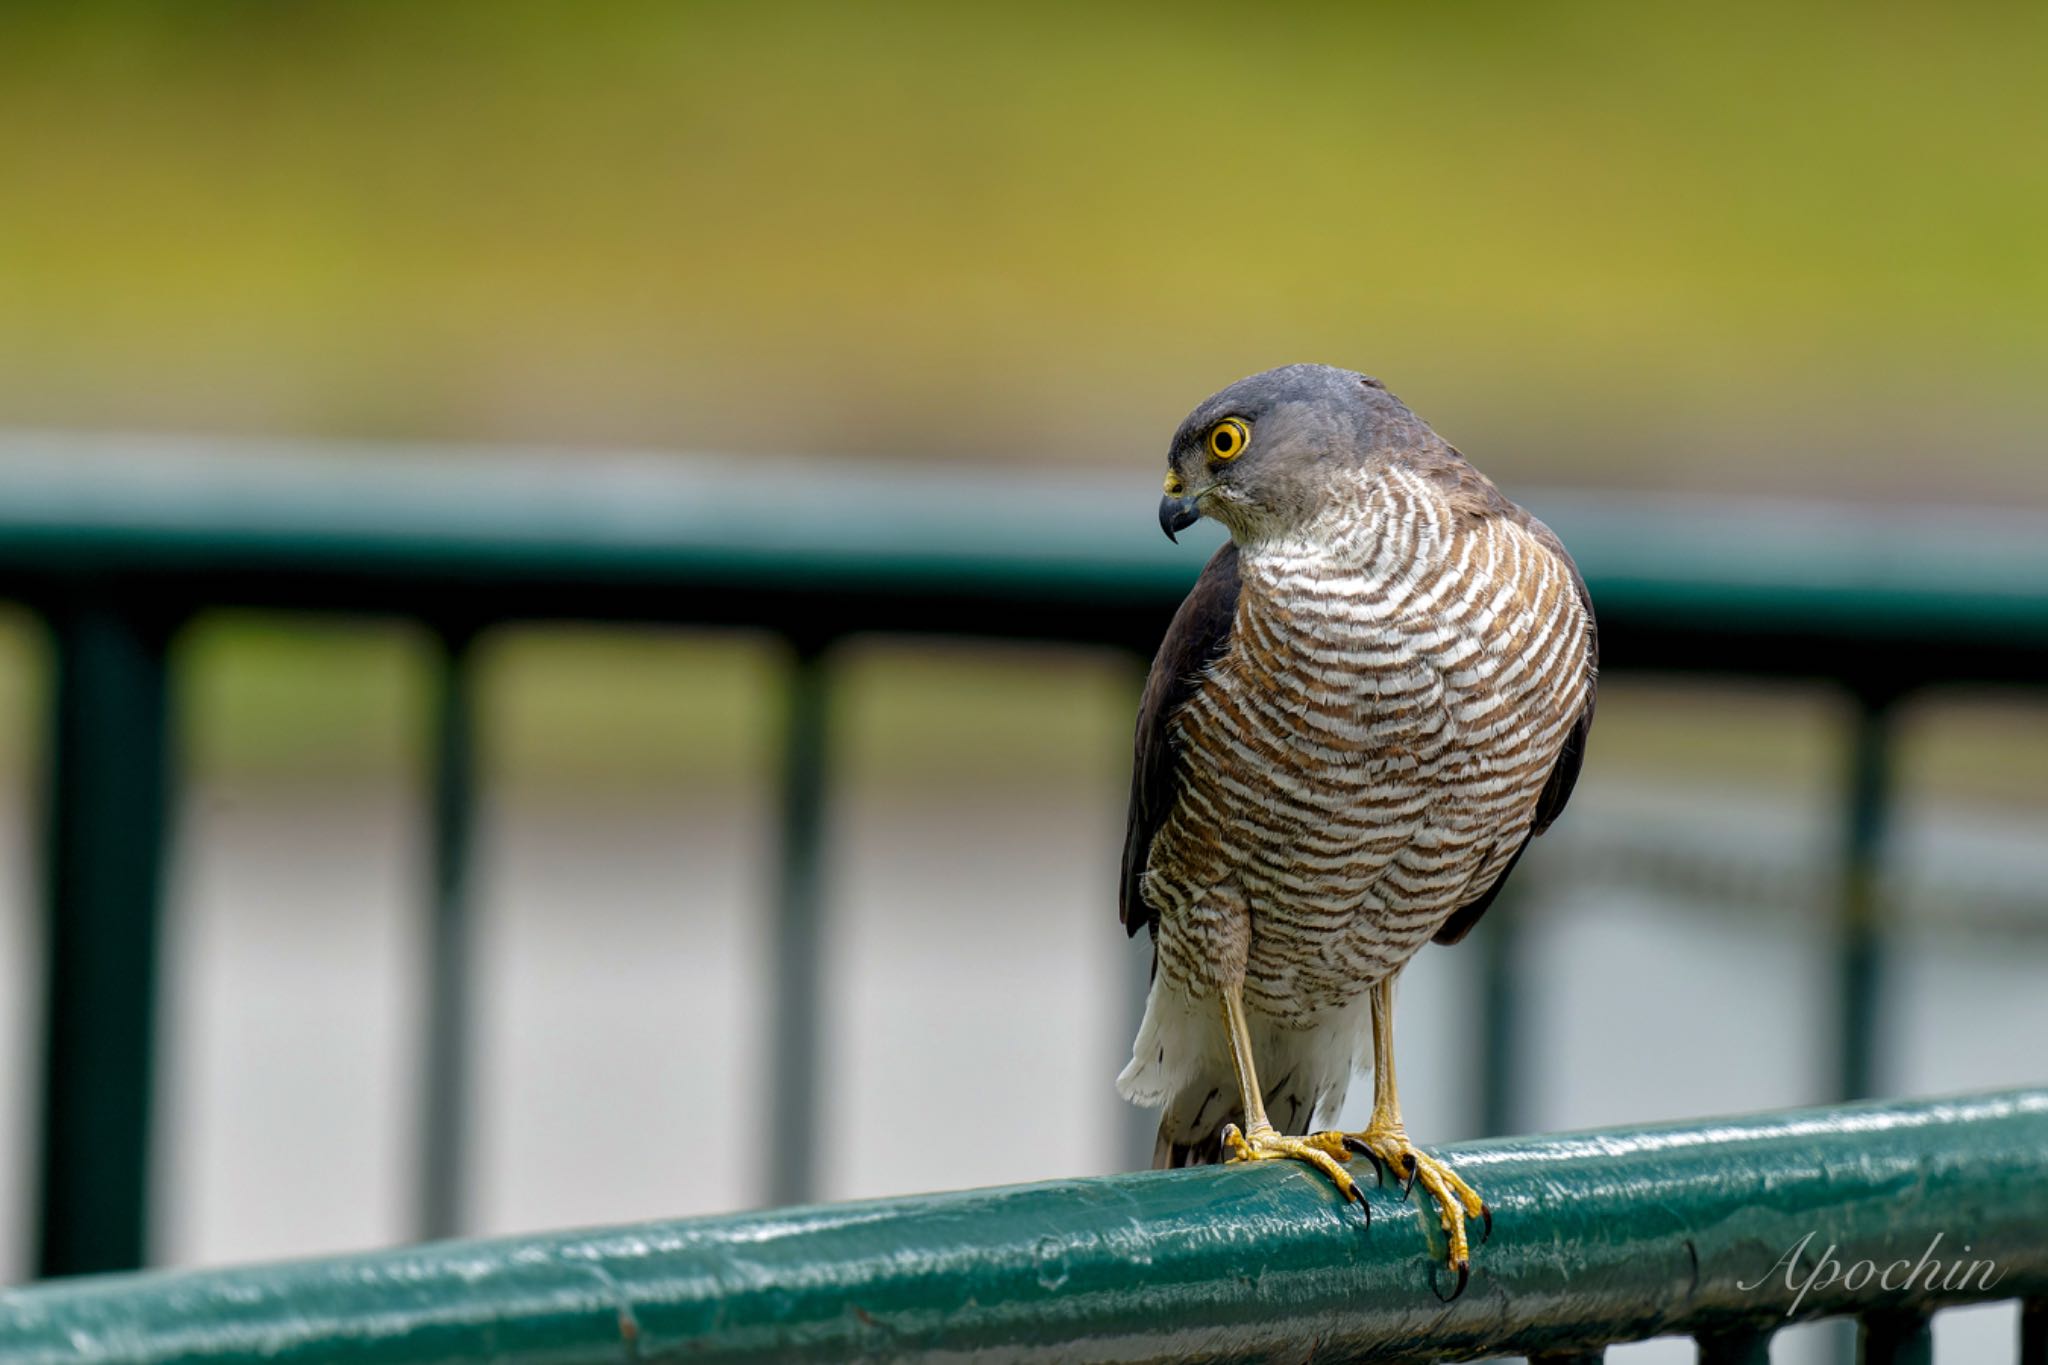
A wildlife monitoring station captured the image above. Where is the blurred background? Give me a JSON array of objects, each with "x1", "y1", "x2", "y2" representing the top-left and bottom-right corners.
[{"x1": 1, "y1": 5, "x2": 2045, "y2": 1362}]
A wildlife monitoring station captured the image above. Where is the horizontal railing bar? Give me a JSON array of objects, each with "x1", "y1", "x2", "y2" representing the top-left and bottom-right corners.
[
  {"x1": 0, "y1": 442, "x2": 2046, "y2": 686},
  {"x1": 3, "y1": 1090, "x2": 2043, "y2": 1365}
]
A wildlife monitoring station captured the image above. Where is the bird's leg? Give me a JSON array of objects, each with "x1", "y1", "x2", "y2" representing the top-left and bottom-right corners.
[
  {"x1": 1312, "y1": 975, "x2": 1489, "y2": 1295},
  {"x1": 1215, "y1": 984, "x2": 1366, "y2": 1213}
]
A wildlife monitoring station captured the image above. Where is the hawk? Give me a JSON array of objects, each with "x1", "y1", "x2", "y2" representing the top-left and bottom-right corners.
[{"x1": 1117, "y1": 364, "x2": 1597, "y2": 1296}]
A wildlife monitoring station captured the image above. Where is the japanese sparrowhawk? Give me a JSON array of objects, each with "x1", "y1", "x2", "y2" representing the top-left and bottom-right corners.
[{"x1": 1118, "y1": 364, "x2": 1598, "y2": 1297}]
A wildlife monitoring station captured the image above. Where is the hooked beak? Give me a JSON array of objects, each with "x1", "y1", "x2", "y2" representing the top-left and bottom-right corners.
[{"x1": 1159, "y1": 493, "x2": 1201, "y2": 543}]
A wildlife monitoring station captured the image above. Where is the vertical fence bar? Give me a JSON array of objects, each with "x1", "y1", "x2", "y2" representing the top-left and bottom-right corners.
[
  {"x1": 1834, "y1": 694, "x2": 1896, "y2": 1103},
  {"x1": 1858, "y1": 1310, "x2": 1932, "y2": 1365},
  {"x1": 1474, "y1": 886, "x2": 1525, "y2": 1137},
  {"x1": 765, "y1": 644, "x2": 830, "y2": 1207},
  {"x1": 1831, "y1": 695, "x2": 1898, "y2": 1365},
  {"x1": 1696, "y1": 1326, "x2": 1773, "y2": 1364},
  {"x1": 417, "y1": 628, "x2": 480, "y2": 1241},
  {"x1": 33, "y1": 604, "x2": 178, "y2": 1277},
  {"x1": 2022, "y1": 1298, "x2": 2047, "y2": 1365}
]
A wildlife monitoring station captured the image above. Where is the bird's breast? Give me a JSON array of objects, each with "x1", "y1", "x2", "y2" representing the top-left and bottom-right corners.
[{"x1": 1146, "y1": 477, "x2": 1592, "y2": 1014}]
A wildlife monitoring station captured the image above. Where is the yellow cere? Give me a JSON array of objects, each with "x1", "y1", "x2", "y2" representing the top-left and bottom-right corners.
[{"x1": 1163, "y1": 471, "x2": 1186, "y2": 497}]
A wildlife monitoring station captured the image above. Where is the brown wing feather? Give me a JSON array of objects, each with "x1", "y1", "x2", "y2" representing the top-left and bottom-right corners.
[
  {"x1": 1432, "y1": 511, "x2": 1597, "y2": 945},
  {"x1": 1120, "y1": 542, "x2": 1241, "y2": 937}
]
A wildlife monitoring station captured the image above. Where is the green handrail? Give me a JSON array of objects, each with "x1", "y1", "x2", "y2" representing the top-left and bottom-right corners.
[
  {"x1": 3, "y1": 1091, "x2": 2044, "y2": 1364},
  {"x1": 2, "y1": 440, "x2": 2046, "y2": 672}
]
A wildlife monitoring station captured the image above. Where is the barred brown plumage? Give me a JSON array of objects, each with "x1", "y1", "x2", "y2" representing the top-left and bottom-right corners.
[{"x1": 1118, "y1": 364, "x2": 1597, "y2": 1296}]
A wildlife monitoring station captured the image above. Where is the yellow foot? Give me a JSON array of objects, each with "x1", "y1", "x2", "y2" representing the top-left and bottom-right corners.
[
  {"x1": 1311, "y1": 1125, "x2": 1490, "y2": 1300},
  {"x1": 1220, "y1": 1121, "x2": 1368, "y2": 1220}
]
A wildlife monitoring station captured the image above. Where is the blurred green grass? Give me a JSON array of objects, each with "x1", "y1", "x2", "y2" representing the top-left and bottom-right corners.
[
  {"x1": 0, "y1": 5, "x2": 2042, "y2": 811},
  {"x1": 1, "y1": 2, "x2": 2045, "y2": 499}
]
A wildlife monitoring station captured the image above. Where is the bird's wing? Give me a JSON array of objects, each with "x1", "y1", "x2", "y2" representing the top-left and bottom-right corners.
[
  {"x1": 1120, "y1": 541, "x2": 1241, "y2": 938},
  {"x1": 1432, "y1": 513, "x2": 1597, "y2": 946}
]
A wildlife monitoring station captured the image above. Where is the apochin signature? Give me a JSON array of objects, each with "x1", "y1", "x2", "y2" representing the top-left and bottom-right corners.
[{"x1": 1739, "y1": 1232, "x2": 2004, "y2": 1315}]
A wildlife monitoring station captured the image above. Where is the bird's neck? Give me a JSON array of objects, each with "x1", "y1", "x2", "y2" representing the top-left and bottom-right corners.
[{"x1": 1235, "y1": 467, "x2": 1415, "y2": 571}]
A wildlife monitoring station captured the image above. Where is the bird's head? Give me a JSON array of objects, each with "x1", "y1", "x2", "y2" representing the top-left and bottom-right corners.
[{"x1": 1158, "y1": 363, "x2": 1437, "y2": 545}]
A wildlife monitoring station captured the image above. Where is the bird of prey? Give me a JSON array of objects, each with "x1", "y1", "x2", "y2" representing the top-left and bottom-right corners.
[{"x1": 1117, "y1": 364, "x2": 1597, "y2": 1295}]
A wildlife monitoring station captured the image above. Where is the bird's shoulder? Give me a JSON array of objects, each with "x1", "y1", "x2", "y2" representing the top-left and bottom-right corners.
[
  {"x1": 1408, "y1": 446, "x2": 1546, "y2": 540},
  {"x1": 1404, "y1": 447, "x2": 1588, "y2": 621},
  {"x1": 1119, "y1": 541, "x2": 1241, "y2": 937}
]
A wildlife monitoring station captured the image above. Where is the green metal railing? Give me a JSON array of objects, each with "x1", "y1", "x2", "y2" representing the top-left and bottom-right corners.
[
  {"x1": 4, "y1": 438, "x2": 2048, "y2": 1285},
  {"x1": 4, "y1": 1091, "x2": 2045, "y2": 1363}
]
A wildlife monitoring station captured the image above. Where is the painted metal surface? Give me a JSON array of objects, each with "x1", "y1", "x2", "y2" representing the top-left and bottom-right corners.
[
  {"x1": 417, "y1": 629, "x2": 480, "y2": 1243},
  {"x1": 1833, "y1": 699, "x2": 1896, "y2": 1105},
  {"x1": 34, "y1": 605, "x2": 179, "y2": 1278},
  {"x1": 1695, "y1": 1326, "x2": 1773, "y2": 1364},
  {"x1": 767, "y1": 645, "x2": 832, "y2": 1209},
  {"x1": 4, "y1": 1091, "x2": 2044, "y2": 1364},
  {"x1": 1856, "y1": 1310, "x2": 1932, "y2": 1365}
]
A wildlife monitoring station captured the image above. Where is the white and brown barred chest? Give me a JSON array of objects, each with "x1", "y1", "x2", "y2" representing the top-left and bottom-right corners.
[{"x1": 1144, "y1": 468, "x2": 1594, "y2": 1019}]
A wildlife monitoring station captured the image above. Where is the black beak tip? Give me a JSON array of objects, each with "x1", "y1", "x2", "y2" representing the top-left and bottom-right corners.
[{"x1": 1159, "y1": 495, "x2": 1200, "y2": 543}]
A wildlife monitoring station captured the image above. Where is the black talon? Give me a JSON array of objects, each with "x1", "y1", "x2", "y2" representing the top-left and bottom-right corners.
[
  {"x1": 1399, "y1": 1153, "x2": 1419, "y2": 1201},
  {"x1": 1343, "y1": 1136, "x2": 1389, "y2": 1186},
  {"x1": 1479, "y1": 1202, "x2": 1494, "y2": 1245},
  {"x1": 1430, "y1": 1260, "x2": 1471, "y2": 1304}
]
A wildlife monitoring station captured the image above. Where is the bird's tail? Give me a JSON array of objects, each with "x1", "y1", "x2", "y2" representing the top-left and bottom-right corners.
[
  {"x1": 1120, "y1": 976, "x2": 1359, "y2": 1170},
  {"x1": 1154, "y1": 1116, "x2": 1233, "y2": 1169},
  {"x1": 1119, "y1": 973, "x2": 1235, "y2": 1167}
]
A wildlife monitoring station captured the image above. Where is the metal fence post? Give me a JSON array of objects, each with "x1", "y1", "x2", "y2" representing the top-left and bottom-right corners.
[
  {"x1": 33, "y1": 604, "x2": 179, "y2": 1277},
  {"x1": 765, "y1": 644, "x2": 831, "y2": 1207},
  {"x1": 1859, "y1": 1310, "x2": 1933, "y2": 1365},
  {"x1": 1696, "y1": 1326, "x2": 1773, "y2": 1364},
  {"x1": 418, "y1": 626, "x2": 480, "y2": 1242},
  {"x1": 1827, "y1": 694, "x2": 1902, "y2": 1365},
  {"x1": 1474, "y1": 885, "x2": 1526, "y2": 1138},
  {"x1": 1836, "y1": 694, "x2": 1898, "y2": 1103}
]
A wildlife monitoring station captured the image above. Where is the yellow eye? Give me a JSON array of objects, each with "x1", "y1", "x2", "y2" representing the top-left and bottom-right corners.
[{"x1": 1207, "y1": 417, "x2": 1250, "y2": 461}]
